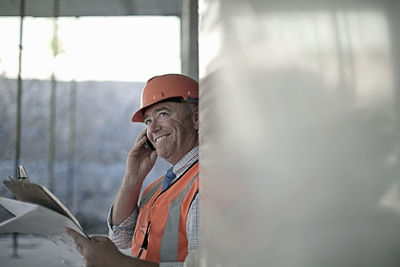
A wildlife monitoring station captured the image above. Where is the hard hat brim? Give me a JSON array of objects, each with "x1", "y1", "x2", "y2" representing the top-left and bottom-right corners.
[{"x1": 131, "y1": 74, "x2": 199, "y2": 123}]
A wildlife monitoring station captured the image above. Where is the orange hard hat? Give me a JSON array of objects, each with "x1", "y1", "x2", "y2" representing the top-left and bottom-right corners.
[{"x1": 132, "y1": 74, "x2": 199, "y2": 122}]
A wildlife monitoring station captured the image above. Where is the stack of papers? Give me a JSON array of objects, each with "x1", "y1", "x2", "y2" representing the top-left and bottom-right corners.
[{"x1": 0, "y1": 180, "x2": 87, "y2": 266}]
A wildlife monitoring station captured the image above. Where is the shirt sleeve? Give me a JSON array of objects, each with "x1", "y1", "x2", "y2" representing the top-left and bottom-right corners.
[
  {"x1": 186, "y1": 193, "x2": 199, "y2": 252},
  {"x1": 107, "y1": 205, "x2": 138, "y2": 249}
]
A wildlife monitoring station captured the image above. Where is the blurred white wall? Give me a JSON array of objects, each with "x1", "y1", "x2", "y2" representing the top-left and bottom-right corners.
[{"x1": 199, "y1": 0, "x2": 400, "y2": 266}]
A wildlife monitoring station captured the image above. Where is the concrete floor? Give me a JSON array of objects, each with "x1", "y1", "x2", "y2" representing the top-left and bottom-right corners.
[{"x1": 0, "y1": 235, "x2": 72, "y2": 267}]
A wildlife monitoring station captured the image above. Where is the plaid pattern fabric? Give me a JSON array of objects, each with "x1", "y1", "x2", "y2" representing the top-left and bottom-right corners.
[{"x1": 108, "y1": 146, "x2": 199, "y2": 266}]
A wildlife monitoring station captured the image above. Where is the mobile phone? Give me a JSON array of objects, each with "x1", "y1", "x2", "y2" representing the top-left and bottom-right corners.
[{"x1": 144, "y1": 134, "x2": 155, "y2": 151}]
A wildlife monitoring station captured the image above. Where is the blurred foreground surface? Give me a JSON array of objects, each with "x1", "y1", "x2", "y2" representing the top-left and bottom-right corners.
[{"x1": 199, "y1": 0, "x2": 400, "y2": 266}]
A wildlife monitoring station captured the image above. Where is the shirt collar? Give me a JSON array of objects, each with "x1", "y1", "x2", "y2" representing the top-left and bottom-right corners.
[{"x1": 171, "y1": 146, "x2": 199, "y2": 180}]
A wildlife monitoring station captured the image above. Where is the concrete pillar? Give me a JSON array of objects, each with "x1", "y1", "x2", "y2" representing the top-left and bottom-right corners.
[{"x1": 181, "y1": 0, "x2": 198, "y2": 81}]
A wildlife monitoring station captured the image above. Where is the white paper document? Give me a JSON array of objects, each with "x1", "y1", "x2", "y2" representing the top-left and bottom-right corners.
[
  {"x1": 0, "y1": 197, "x2": 85, "y2": 266},
  {"x1": 0, "y1": 180, "x2": 88, "y2": 267}
]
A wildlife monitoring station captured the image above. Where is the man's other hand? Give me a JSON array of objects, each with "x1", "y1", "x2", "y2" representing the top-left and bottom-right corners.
[{"x1": 67, "y1": 228, "x2": 158, "y2": 267}]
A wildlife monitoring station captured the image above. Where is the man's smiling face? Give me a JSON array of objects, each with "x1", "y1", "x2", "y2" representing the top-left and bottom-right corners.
[{"x1": 144, "y1": 101, "x2": 198, "y2": 164}]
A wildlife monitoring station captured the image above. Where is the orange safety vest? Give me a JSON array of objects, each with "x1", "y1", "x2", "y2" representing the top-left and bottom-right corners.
[{"x1": 131, "y1": 162, "x2": 199, "y2": 263}]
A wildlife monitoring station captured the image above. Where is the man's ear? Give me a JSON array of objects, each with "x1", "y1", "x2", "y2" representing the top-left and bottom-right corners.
[{"x1": 191, "y1": 106, "x2": 199, "y2": 130}]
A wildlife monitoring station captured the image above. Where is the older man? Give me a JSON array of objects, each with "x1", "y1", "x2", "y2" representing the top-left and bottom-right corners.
[{"x1": 68, "y1": 74, "x2": 199, "y2": 267}]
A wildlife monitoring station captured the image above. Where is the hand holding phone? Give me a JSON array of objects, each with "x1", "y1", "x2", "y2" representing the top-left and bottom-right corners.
[{"x1": 144, "y1": 134, "x2": 155, "y2": 151}]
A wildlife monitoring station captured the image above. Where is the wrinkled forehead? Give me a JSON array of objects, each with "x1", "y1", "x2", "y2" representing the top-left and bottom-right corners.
[{"x1": 143, "y1": 101, "x2": 185, "y2": 119}]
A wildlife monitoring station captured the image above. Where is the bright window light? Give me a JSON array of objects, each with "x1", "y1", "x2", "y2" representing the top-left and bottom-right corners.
[{"x1": 0, "y1": 16, "x2": 181, "y2": 82}]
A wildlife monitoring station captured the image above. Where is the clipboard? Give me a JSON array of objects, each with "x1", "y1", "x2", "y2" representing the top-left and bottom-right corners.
[{"x1": 3, "y1": 179, "x2": 88, "y2": 238}]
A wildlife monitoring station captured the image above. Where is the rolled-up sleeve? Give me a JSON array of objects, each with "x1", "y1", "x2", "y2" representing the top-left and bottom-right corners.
[{"x1": 107, "y1": 205, "x2": 138, "y2": 249}]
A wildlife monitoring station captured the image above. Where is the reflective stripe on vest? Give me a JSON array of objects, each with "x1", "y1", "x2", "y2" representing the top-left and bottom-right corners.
[{"x1": 131, "y1": 162, "x2": 199, "y2": 263}]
